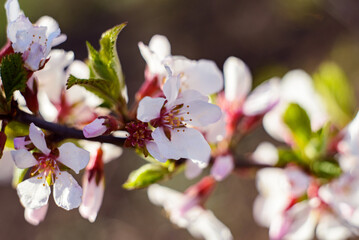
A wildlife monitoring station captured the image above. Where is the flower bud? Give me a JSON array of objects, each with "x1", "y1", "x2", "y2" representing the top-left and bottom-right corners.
[{"x1": 83, "y1": 116, "x2": 118, "y2": 138}]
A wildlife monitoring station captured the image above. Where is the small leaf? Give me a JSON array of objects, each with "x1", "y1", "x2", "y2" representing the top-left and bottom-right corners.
[
  {"x1": 0, "y1": 53, "x2": 28, "y2": 101},
  {"x1": 66, "y1": 75, "x2": 116, "y2": 107},
  {"x1": 12, "y1": 167, "x2": 28, "y2": 188},
  {"x1": 277, "y1": 148, "x2": 307, "y2": 167},
  {"x1": 310, "y1": 160, "x2": 342, "y2": 179},
  {"x1": 123, "y1": 163, "x2": 169, "y2": 190},
  {"x1": 86, "y1": 24, "x2": 128, "y2": 105},
  {"x1": 5, "y1": 121, "x2": 29, "y2": 148},
  {"x1": 313, "y1": 62, "x2": 356, "y2": 127},
  {"x1": 283, "y1": 103, "x2": 312, "y2": 150}
]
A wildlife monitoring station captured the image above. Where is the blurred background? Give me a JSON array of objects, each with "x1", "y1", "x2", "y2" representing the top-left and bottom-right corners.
[{"x1": 1, "y1": 0, "x2": 359, "y2": 239}]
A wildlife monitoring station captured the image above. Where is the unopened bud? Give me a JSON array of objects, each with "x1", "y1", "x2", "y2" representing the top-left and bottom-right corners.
[{"x1": 83, "y1": 116, "x2": 118, "y2": 138}]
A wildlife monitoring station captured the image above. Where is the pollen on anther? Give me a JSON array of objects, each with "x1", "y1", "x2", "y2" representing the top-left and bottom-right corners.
[
  {"x1": 186, "y1": 105, "x2": 189, "y2": 108},
  {"x1": 187, "y1": 112, "x2": 189, "y2": 114},
  {"x1": 43, "y1": 184, "x2": 45, "y2": 186},
  {"x1": 182, "y1": 130, "x2": 185, "y2": 132}
]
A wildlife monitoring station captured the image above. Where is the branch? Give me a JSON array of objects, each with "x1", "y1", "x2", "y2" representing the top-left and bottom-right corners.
[
  {"x1": 14, "y1": 109, "x2": 126, "y2": 146},
  {"x1": 234, "y1": 155, "x2": 273, "y2": 169}
]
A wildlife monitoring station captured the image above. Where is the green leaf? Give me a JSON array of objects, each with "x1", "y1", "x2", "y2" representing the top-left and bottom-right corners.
[
  {"x1": 310, "y1": 160, "x2": 342, "y2": 179},
  {"x1": 85, "y1": 24, "x2": 127, "y2": 106},
  {"x1": 277, "y1": 148, "x2": 307, "y2": 167},
  {"x1": 123, "y1": 163, "x2": 169, "y2": 190},
  {"x1": 283, "y1": 103, "x2": 312, "y2": 150},
  {"x1": 313, "y1": 62, "x2": 356, "y2": 127},
  {"x1": 5, "y1": 121, "x2": 29, "y2": 148},
  {"x1": 12, "y1": 167, "x2": 28, "y2": 188},
  {"x1": 66, "y1": 75, "x2": 116, "y2": 107},
  {"x1": 0, "y1": 53, "x2": 28, "y2": 101}
]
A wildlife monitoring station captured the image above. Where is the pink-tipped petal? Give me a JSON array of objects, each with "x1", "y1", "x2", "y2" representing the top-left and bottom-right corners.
[{"x1": 24, "y1": 204, "x2": 48, "y2": 226}]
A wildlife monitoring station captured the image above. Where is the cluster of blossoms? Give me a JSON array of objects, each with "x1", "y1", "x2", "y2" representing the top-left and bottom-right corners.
[{"x1": 1, "y1": 0, "x2": 359, "y2": 239}]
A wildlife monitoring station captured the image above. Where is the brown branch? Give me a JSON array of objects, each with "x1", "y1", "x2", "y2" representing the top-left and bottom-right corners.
[{"x1": 13, "y1": 109, "x2": 126, "y2": 146}]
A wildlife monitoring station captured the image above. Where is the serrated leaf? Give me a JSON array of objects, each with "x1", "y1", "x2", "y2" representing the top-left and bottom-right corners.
[
  {"x1": 12, "y1": 167, "x2": 28, "y2": 188},
  {"x1": 66, "y1": 75, "x2": 116, "y2": 107},
  {"x1": 0, "y1": 53, "x2": 28, "y2": 101},
  {"x1": 313, "y1": 62, "x2": 356, "y2": 127},
  {"x1": 86, "y1": 24, "x2": 128, "y2": 105},
  {"x1": 123, "y1": 163, "x2": 169, "y2": 190},
  {"x1": 283, "y1": 103, "x2": 312, "y2": 150}
]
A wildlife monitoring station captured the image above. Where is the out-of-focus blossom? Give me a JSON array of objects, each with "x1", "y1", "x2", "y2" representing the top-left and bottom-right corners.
[
  {"x1": 263, "y1": 70, "x2": 328, "y2": 143},
  {"x1": 137, "y1": 67, "x2": 221, "y2": 165},
  {"x1": 220, "y1": 56, "x2": 280, "y2": 136},
  {"x1": 5, "y1": 0, "x2": 66, "y2": 71},
  {"x1": 148, "y1": 179, "x2": 233, "y2": 240},
  {"x1": 252, "y1": 142, "x2": 278, "y2": 166},
  {"x1": 11, "y1": 123, "x2": 89, "y2": 210},
  {"x1": 24, "y1": 204, "x2": 48, "y2": 226},
  {"x1": 79, "y1": 147, "x2": 105, "y2": 223},
  {"x1": 210, "y1": 154, "x2": 234, "y2": 181}
]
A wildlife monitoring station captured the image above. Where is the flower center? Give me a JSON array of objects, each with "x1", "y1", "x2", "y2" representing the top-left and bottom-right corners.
[
  {"x1": 32, "y1": 154, "x2": 60, "y2": 185},
  {"x1": 155, "y1": 104, "x2": 193, "y2": 129},
  {"x1": 125, "y1": 121, "x2": 153, "y2": 148}
]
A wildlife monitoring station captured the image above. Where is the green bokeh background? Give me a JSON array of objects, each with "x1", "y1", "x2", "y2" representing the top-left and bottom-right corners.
[{"x1": 1, "y1": 0, "x2": 359, "y2": 239}]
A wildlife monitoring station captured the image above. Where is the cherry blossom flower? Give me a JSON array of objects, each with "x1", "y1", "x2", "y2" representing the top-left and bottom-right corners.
[
  {"x1": 5, "y1": 0, "x2": 66, "y2": 71},
  {"x1": 138, "y1": 35, "x2": 223, "y2": 98},
  {"x1": 263, "y1": 70, "x2": 328, "y2": 143},
  {"x1": 136, "y1": 67, "x2": 221, "y2": 165},
  {"x1": 148, "y1": 179, "x2": 233, "y2": 240},
  {"x1": 220, "y1": 56, "x2": 280, "y2": 136},
  {"x1": 11, "y1": 123, "x2": 89, "y2": 210}
]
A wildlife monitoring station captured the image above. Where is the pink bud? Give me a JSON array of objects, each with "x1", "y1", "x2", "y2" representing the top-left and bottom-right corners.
[
  {"x1": 210, "y1": 155, "x2": 234, "y2": 181},
  {"x1": 83, "y1": 118, "x2": 107, "y2": 138}
]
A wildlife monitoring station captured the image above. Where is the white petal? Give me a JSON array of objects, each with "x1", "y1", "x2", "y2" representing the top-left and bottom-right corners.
[
  {"x1": 151, "y1": 128, "x2": 181, "y2": 160},
  {"x1": 11, "y1": 149, "x2": 38, "y2": 169},
  {"x1": 163, "y1": 69, "x2": 180, "y2": 104},
  {"x1": 149, "y1": 35, "x2": 171, "y2": 60},
  {"x1": 17, "y1": 175, "x2": 50, "y2": 209},
  {"x1": 242, "y1": 77, "x2": 280, "y2": 116},
  {"x1": 316, "y1": 213, "x2": 352, "y2": 240},
  {"x1": 262, "y1": 103, "x2": 291, "y2": 143},
  {"x1": 35, "y1": 16, "x2": 59, "y2": 37},
  {"x1": 57, "y1": 142, "x2": 90, "y2": 174},
  {"x1": 67, "y1": 60, "x2": 90, "y2": 79},
  {"x1": 29, "y1": 123, "x2": 51, "y2": 155},
  {"x1": 147, "y1": 184, "x2": 183, "y2": 210},
  {"x1": 210, "y1": 155, "x2": 234, "y2": 181},
  {"x1": 165, "y1": 57, "x2": 223, "y2": 95},
  {"x1": 146, "y1": 141, "x2": 168, "y2": 163},
  {"x1": 138, "y1": 42, "x2": 165, "y2": 76},
  {"x1": 187, "y1": 210, "x2": 233, "y2": 240},
  {"x1": 223, "y1": 56, "x2": 252, "y2": 102},
  {"x1": 79, "y1": 173, "x2": 104, "y2": 223},
  {"x1": 5, "y1": 0, "x2": 22, "y2": 23},
  {"x1": 185, "y1": 160, "x2": 203, "y2": 179},
  {"x1": 24, "y1": 204, "x2": 48, "y2": 226},
  {"x1": 202, "y1": 113, "x2": 227, "y2": 143},
  {"x1": 169, "y1": 128, "x2": 211, "y2": 165},
  {"x1": 184, "y1": 100, "x2": 222, "y2": 127},
  {"x1": 137, "y1": 97, "x2": 165, "y2": 122},
  {"x1": 53, "y1": 171, "x2": 82, "y2": 210},
  {"x1": 252, "y1": 142, "x2": 278, "y2": 166}
]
